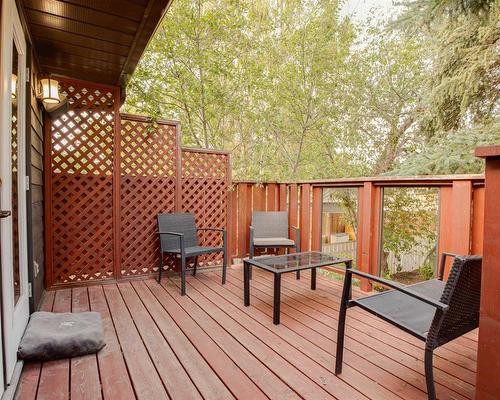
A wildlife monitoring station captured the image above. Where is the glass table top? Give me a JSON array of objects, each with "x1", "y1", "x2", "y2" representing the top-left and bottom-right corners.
[{"x1": 244, "y1": 251, "x2": 351, "y2": 273}]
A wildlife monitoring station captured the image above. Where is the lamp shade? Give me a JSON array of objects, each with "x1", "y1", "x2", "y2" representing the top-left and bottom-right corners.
[{"x1": 40, "y1": 77, "x2": 60, "y2": 104}]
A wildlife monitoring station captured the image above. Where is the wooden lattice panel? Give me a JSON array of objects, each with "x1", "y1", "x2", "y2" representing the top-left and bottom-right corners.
[
  {"x1": 52, "y1": 175, "x2": 114, "y2": 283},
  {"x1": 49, "y1": 80, "x2": 116, "y2": 285},
  {"x1": 46, "y1": 80, "x2": 232, "y2": 286},
  {"x1": 60, "y1": 81, "x2": 114, "y2": 111},
  {"x1": 120, "y1": 117, "x2": 179, "y2": 276},
  {"x1": 182, "y1": 150, "x2": 230, "y2": 266},
  {"x1": 121, "y1": 118, "x2": 177, "y2": 176}
]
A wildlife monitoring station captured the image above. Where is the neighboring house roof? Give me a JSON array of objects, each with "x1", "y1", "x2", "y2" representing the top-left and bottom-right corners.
[{"x1": 19, "y1": 0, "x2": 173, "y2": 92}]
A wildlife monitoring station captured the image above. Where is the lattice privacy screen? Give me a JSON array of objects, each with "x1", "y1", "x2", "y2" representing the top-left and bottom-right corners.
[
  {"x1": 182, "y1": 150, "x2": 230, "y2": 266},
  {"x1": 46, "y1": 79, "x2": 230, "y2": 288},
  {"x1": 120, "y1": 116, "x2": 178, "y2": 277},
  {"x1": 49, "y1": 80, "x2": 116, "y2": 285}
]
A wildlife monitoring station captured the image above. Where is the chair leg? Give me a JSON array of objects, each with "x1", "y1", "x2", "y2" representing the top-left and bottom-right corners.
[
  {"x1": 335, "y1": 300, "x2": 347, "y2": 375},
  {"x1": 181, "y1": 256, "x2": 187, "y2": 296},
  {"x1": 158, "y1": 252, "x2": 163, "y2": 283},
  {"x1": 249, "y1": 243, "x2": 254, "y2": 259},
  {"x1": 193, "y1": 256, "x2": 198, "y2": 276},
  {"x1": 222, "y1": 249, "x2": 227, "y2": 284},
  {"x1": 425, "y1": 349, "x2": 436, "y2": 400},
  {"x1": 335, "y1": 269, "x2": 352, "y2": 375}
]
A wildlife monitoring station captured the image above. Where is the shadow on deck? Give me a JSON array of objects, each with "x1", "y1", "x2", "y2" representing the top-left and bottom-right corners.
[{"x1": 15, "y1": 266, "x2": 477, "y2": 400}]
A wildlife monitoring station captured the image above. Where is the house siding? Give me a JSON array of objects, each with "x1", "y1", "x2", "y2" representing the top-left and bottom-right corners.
[{"x1": 27, "y1": 51, "x2": 44, "y2": 310}]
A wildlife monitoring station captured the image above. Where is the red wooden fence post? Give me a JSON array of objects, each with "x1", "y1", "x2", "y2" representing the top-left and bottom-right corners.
[
  {"x1": 300, "y1": 184, "x2": 311, "y2": 251},
  {"x1": 357, "y1": 182, "x2": 382, "y2": 292},
  {"x1": 311, "y1": 187, "x2": 322, "y2": 252},
  {"x1": 237, "y1": 183, "x2": 250, "y2": 258},
  {"x1": 438, "y1": 180, "x2": 473, "y2": 277},
  {"x1": 113, "y1": 89, "x2": 122, "y2": 280},
  {"x1": 229, "y1": 187, "x2": 238, "y2": 262},
  {"x1": 471, "y1": 185, "x2": 485, "y2": 255},
  {"x1": 288, "y1": 184, "x2": 299, "y2": 251},
  {"x1": 474, "y1": 146, "x2": 500, "y2": 400}
]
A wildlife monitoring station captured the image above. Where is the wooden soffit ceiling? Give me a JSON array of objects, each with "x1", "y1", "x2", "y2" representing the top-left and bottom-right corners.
[{"x1": 20, "y1": 0, "x2": 172, "y2": 89}]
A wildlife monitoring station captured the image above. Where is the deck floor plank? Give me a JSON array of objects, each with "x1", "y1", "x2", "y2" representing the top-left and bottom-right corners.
[
  {"x1": 214, "y1": 270, "x2": 431, "y2": 400},
  {"x1": 144, "y1": 279, "x2": 269, "y2": 400},
  {"x1": 102, "y1": 284, "x2": 168, "y2": 400},
  {"x1": 186, "y1": 275, "x2": 379, "y2": 400},
  {"x1": 36, "y1": 289, "x2": 72, "y2": 400},
  {"x1": 254, "y1": 269, "x2": 473, "y2": 399},
  {"x1": 88, "y1": 285, "x2": 136, "y2": 400},
  {"x1": 117, "y1": 281, "x2": 203, "y2": 400},
  {"x1": 70, "y1": 287, "x2": 102, "y2": 400},
  {"x1": 15, "y1": 268, "x2": 478, "y2": 400},
  {"x1": 216, "y1": 268, "x2": 473, "y2": 400},
  {"x1": 247, "y1": 269, "x2": 477, "y2": 391},
  {"x1": 161, "y1": 279, "x2": 333, "y2": 400},
  {"x1": 131, "y1": 280, "x2": 235, "y2": 400},
  {"x1": 195, "y1": 271, "x2": 405, "y2": 400},
  {"x1": 14, "y1": 292, "x2": 56, "y2": 400}
]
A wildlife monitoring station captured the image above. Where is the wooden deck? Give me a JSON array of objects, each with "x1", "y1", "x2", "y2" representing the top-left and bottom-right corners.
[{"x1": 15, "y1": 266, "x2": 478, "y2": 400}]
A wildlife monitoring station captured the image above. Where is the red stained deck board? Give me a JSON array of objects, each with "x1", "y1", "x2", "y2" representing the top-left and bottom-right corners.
[
  {"x1": 14, "y1": 292, "x2": 56, "y2": 400},
  {"x1": 160, "y1": 280, "x2": 326, "y2": 400},
  {"x1": 70, "y1": 287, "x2": 102, "y2": 400},
  {"x1": 116, "y1": 282, "x2": 203, "y2": 400},
  {"x1": 36, "y1": 289, "x2": 71, "y2": 400},
  {"x1": 130, "y1": 280, "x2": 234, "y2": 400},
  {"x1": 102, "y1": 284, "x2": 168, "y2": 399},
  {"x1": 185, "y1": 276, "x2": 371, "y2": 400},
  {"x1": 15, "y1": 269, "x2": 477, "y2": 400},
  {"x1": 87, "y1": 285, "x2": 135, "y2": 400},
  {"x1": 248, "y1": 270, "x2": 473, "y2": 398},
  {"x1": 217, "y1": 269, "x2": 474, "y2": 400},
  {"x1": 144, "y1": 279, "x2": 268, "y2": 400}
]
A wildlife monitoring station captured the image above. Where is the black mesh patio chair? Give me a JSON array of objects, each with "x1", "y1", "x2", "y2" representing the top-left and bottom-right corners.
[
  {"x1": 157, "y1": 212, "x2": 227, "y2": 295},
  {"x1": 249, "y1": 211, "x2": 301, "y2": 278},
  {"x1": 335, "y1": 253, "x2": 482, "y2": 400}
]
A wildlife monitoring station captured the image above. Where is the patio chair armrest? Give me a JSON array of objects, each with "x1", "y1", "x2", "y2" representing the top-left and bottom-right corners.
[
  {"x1": 347, "y1": 269, "x2": 449, "y2": 311},
  {"x1": 197, "y1": 228, "x2": 225, "y2": 232},
  {"x1": 157, "y1": 231, "x2": 184, "y2": 236},
  {"x1": 197, "y1": 228, "x2": 226, "y2": 248},
  {"x1": 438, "y1": 252, "x2": 458, "y2": 280}
]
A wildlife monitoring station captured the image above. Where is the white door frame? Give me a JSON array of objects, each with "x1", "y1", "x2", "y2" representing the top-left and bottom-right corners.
[{"x1": 0, "y1": 0, "x2": 30, "y2": 385}]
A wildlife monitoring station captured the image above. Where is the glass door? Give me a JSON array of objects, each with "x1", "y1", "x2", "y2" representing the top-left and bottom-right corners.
[{"x1": 0, "y1": 0, "x2": 29, "y2": 385}]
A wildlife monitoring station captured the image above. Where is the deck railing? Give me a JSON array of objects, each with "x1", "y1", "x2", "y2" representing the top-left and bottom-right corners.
[{"x1": 228, "y1": 175, "x2": 485, "y2": 291}]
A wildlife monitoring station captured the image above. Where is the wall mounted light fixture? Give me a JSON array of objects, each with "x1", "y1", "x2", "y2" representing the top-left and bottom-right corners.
[{"x1": 38, "y1": 77, "x2": 60, "y2": 104}]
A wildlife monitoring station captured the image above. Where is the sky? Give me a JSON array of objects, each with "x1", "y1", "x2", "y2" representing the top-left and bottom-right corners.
[{"x1": 339, "y1": 0, "x2": 397, "y2": 22}]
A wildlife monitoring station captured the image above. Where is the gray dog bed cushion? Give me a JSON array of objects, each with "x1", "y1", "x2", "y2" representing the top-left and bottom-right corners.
[{"x1": 18, "y1": 311, "x2": 106, "y2": 361}]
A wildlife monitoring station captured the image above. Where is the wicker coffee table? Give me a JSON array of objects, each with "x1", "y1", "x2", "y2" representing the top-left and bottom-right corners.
[{"x1": 243, "y1": 251, "x2": 352, "y2": 324}]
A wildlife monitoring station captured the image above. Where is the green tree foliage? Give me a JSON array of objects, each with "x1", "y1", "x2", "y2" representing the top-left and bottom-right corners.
[
  {"x1": 125, "y1": 0, "x2": 499, "y2": 179},
  {"x1": 392, "y1": 0, "x2": 500, "y2": 173},
  {"x1": 380, "y1": 187, "x2": 439, "y2": 279}
]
